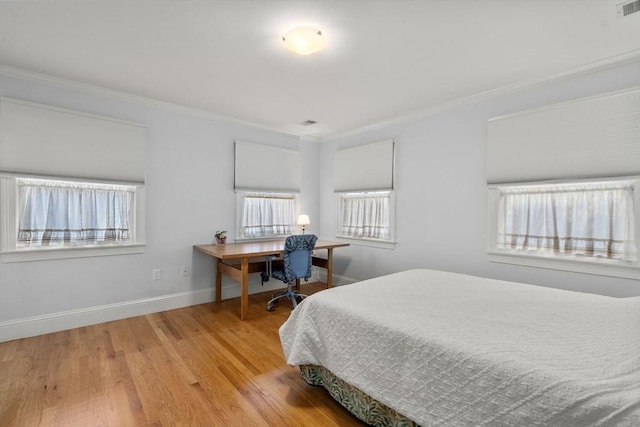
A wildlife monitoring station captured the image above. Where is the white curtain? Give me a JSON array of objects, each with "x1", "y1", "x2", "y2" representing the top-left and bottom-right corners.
[
  {"x1": 497, "y1": 182, "x2": 637, "y2": 261},
  {"x1": 18, "y1": 179, "x2": 133, "y2": 247},
  {"x1": 339, "y1": 192, "x2": 390, "y2": 240},
  {"x1": 241, "y1": 193, "x2": 295, "y2": 238}
]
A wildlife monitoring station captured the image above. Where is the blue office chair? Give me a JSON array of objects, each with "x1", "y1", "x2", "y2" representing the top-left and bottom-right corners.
[{"x1": 266, "y1": 234, "x2": 318, "y2": 311}]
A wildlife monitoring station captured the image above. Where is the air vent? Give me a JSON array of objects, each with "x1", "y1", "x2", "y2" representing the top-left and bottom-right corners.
[
  {"x1": 299, "y1": 120, "x2": 317, "y2": 126},
  {"x1": 617, "y1": 0, "x2": 640, "y2": 17}
]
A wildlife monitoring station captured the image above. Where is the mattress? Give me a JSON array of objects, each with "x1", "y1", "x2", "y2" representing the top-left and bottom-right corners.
[{"x1": 279, "y1": 269, "x2": 640, "y2": 426}]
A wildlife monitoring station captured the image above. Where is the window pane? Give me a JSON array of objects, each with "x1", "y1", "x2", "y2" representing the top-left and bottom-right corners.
[
  {"x1": 338, "y1": 192, "x2": 390, "y2": 240},
  {"x1": 17, "y1": 178, "x2": 134, "y2": 247},
  {"x1": 497, "y1": 181, "x2": 637, "y2": 261},
  {"x1": 241, "y1": 193, "x2": 295, "y2": 238}
]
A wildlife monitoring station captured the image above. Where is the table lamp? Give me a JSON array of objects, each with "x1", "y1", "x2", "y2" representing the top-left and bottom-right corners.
[{"x1": 297, "y1": 214, "x2": 310, "y2": 234}]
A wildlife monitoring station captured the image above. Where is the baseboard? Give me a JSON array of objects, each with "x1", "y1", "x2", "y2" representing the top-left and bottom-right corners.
[
  {"x1": 219, "y1": 274, "x2": 290, "y2": 299},
  {"x1": 0, "y1": 272, "x2": 359, "y2": 343},
  {"x1": 0, "y1": 288, "x2": 215, "y2": 343},
  {"x1": 217, "y1": 268, "x2": 352, "y2": 299},
  {"x1": 317, "y1": 269, "x2": 358, "y2": 286}
]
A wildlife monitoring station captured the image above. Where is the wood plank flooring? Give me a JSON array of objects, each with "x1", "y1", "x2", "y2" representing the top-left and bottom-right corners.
[{"x1": 0, "y1": 283, "x2": 367, "y2": 426}]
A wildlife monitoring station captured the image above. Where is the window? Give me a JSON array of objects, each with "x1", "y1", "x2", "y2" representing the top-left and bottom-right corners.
[
  {"x1": 17, "y1": 178, "x2": 134, "y2": 247},
  {"x1": 1, "y1": 176, "x2": 145, "y2": 262},
  {"x1": 334, "y1": 140, "x2": 395, "y2": 247},
  {"x1": 0, "y1": 99, "x2": 147, "y2": 262},
  {"x1": 337, "y1": 191, "x2": 394, "y2": 242},
  {"x1": 488, "y1": 178, "x2": 639, "y2": 278},
  {"x1": 237, "y1": 192, "x2": 296, "y2": 240}
]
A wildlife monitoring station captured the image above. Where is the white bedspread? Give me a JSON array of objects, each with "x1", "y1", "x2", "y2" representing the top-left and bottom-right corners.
[{"x1": 279, "y1": 269, "x2": 640, "y2": 426}]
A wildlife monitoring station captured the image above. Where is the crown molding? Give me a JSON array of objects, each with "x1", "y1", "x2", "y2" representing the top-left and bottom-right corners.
[
  {"x1": 0, "y1": 64, "x2": 322, "y2": 143},
  {"x1": 3, "y1": 49, "x2": 638, "y2": 144},
  {"x1": 322, "y1": 49, "x2": 640, "y2": 142}
]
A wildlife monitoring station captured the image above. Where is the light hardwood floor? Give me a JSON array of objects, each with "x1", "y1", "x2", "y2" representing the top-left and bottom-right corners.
[{"x1": 0, "y1": 283, "x2": 366, "y2": 426}]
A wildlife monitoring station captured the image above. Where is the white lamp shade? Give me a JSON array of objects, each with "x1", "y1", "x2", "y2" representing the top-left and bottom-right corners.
[
  {"x1": 282, "y1": 27, "x2": 324, "y2": 55},
  {"x1": 297, "y1": 214, "x2": 311, "y2": 226}
]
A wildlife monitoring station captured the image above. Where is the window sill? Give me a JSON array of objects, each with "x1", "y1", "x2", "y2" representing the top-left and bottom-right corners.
[
  {"x1": 488, "y1": 251, "x2": 639, "y2": 280},
  {"x1": 335, "y1": 236, "x2": 396, "y2": 250},
  {"x1": 1, "y1": 243, "x2": 146, "y2": 263}
]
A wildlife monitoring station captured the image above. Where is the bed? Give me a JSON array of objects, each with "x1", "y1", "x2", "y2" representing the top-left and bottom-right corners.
[{"x1": 279, "y1": 269, "x2": 640, "y2": 426}]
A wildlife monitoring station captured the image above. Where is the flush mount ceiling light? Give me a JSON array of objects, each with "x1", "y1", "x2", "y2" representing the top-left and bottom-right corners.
[{"x1": 282, "y1": 26, "x2": 325, "y2": 55}]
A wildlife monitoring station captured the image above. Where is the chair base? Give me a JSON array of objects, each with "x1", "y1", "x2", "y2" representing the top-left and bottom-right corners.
[{"x1": 267, "y1": 287, "x2": 308, "y2": 311}]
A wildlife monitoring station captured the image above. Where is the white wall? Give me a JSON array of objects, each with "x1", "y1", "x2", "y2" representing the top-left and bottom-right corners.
[
  {"x1": 319, "y1": 61, "x2": 640, "y2": 298},
  {"x1": 0, "y1": 74, "x2": 320, "y2": 339},
  {"x1": 1, "y1": 60, "x2": 638, "y2": 341}
]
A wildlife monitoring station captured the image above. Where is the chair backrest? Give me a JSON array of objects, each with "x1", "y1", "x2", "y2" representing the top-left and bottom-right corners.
[{"x1": 281, "y1": 234, "x2": 318, "y2": 282}]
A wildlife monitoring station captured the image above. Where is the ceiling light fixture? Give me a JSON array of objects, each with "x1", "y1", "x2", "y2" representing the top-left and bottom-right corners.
[{"x1": 282, "y1": 26, "x2": 325, "y2": 55}]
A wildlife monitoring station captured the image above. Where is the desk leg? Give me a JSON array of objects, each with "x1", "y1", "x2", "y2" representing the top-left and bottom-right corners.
[
  {"x1": 215, "y1": 258, "x2": 222, "y2": 303},
  {"x1": 240, "y1": 257, "x2": 249, "y2": 320},
  {"x1": 326, "y1": 248, "x2": 334, "y2": 288}
]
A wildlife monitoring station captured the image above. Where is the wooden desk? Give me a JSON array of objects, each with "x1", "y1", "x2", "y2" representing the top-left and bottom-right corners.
[{"x1": 194, "y1": 239, "x2": 349, "y2": 320}]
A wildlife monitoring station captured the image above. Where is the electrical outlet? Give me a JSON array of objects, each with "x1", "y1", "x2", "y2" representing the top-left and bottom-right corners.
[
  {"x1": 181, "y1": 265, "x2": 191, "y2": 277},
  {"x1": 152, "y1": 269, "x2": 161, "y2": 281}
]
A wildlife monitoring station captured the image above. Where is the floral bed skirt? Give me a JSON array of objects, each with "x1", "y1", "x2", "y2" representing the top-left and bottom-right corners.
[{"x1": 299, "y1": 364, "x2": 419, "y2": 427}]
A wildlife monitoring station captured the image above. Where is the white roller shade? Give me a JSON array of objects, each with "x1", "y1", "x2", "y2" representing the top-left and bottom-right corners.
[
  {"x1": 487, "y1": 88, "x2": 640, "y2": 184},
  {"x1": 234, "y1": 140, "x2": 301, "y2": 192},
  {"x1": 0, "y1": 98, "x2": 146, "y2": 183},
  {"x1": 335, "y1": 140, "x2": 394, "y2": 192}
]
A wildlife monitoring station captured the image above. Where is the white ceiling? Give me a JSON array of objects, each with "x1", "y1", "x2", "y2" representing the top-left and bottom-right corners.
[{"x1": 1, "y1": 1, "x2": 639, "y2": 140}]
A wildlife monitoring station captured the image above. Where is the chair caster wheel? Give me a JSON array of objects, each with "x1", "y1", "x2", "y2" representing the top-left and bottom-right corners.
[
  {"x1": 266, "y1": 304, "x2": 275, "y2": 312},
  {"x1": 295, "y1": 296, "x2": 304, "y2": 304}
]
